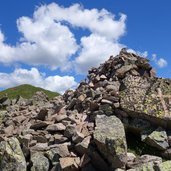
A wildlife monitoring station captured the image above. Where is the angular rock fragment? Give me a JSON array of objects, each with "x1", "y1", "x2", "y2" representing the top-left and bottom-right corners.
[
  {"x1": 36, "y1": 108, "x2": 48, "y2": 121},
  {"x1": 155, "y1": 160, "x2": 171, "y2": 170},
  {"x1": 31, "y1": 152, "x2": 49, "y2": 171},
  {"x1": 142, "y1": 127, "x2": 169, "y2": 151},
  {"x1": 93, "y1": 115, "x2": 127, "y2": 169},
  {"x1": 75, "y1": 136, "x2": 91, "y2": 156},
  {"x1": 46, "y1": 123, "x2": 66, "y2": 132},
  {"x1": 0, "y1": 137, "x2": 27, "y2": 171},
  {"x1": 30, "y1": 121, "x2": 51, "y2": 130},
  {"x1": 59, "y1": 157, "x2": 80, "y2": 171},
  {"x1": 50, "y1": 143, "x2": 70, "y2": 157}
]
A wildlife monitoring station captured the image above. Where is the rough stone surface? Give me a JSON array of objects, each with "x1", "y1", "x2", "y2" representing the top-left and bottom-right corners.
[
  {"x1": 94, "y1": 115, "x2": 127, "y2": 169},
  {"x1": 142, "y1": 127, "x2": 169, "y2": 151},
  {"x1": 59, "y1": 157, "x2": 80, "y2": 171},
  {"x1": 0, "y1": 137, "x2": 27, "y2": 171},
  {"x1": 156, "y1": 160, "x2": 171, "y2": 170},
  {"x1": 31, "y1": 152, "x2": 49, "y2": 171},
  {"x1": 120, "y1": 75, "x2": 171, "y2": 127}
]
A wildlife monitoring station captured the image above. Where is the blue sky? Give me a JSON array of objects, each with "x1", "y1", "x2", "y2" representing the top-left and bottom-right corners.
[{"x1": 0, "y1": 0, "x2": 170, "y2": 93}]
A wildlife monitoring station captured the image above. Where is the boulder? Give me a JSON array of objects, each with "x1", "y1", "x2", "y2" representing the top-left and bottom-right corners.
[
  {"x1": 45, "y1": 149, "x2": 60, "y2": 166},
  {"x1": 93, "y1": 115, "x2": 127, "y2": 169},
  {"x1": 46, "y1": 123, "x2": 66, "y2": 132},
  {"x1": 75, "y1": 136, "x2": 91, "y2": 156},
  {"x1": 31, "y1": 152, "x2": 49, "y2": 171},
  {"x1": 36, "y1": 108, "x2": 48, "y2": 121},
  {"x1": 142, "y1": 127, "x2": 169, "y2": 151},
  {"x1": 120, "y1": 75, "x2": 171, "y2": 128},
  {"x1": 0, "y1": 110, "x2": 6, "y2": 125},
  {"x1": 155, "y1": 160, "x2": 171, "y2": 170},
  {"x1": 0, "y1": 137, "x2": 27, "y2": 171},
  {"x1": 115, "y1": 64, "x2": 138, "y2": 78},
  {"x1": 50, "y1": 144, "x2": 70, "y2": 157},
  {"x1": 59, "y1": 157, "x2": 80, "y2": 171}
]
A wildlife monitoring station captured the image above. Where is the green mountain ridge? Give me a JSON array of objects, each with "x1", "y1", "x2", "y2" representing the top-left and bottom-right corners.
[{"x1": 0, "y1": 84, "x2": 59, "y2": 99}]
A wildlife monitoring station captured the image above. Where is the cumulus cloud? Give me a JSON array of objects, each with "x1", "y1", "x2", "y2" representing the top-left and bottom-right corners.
[
  {"x1": 0, "y1": 3, "x2": 126, "y2": 72},
  {"x1": 36, "y1": 3, "x2": 127, "y2": 41},
  {"x1": 0, "y1": 68, "x2": 77, "y2": 94},
  {"x1": 152, "y1": 54, "x2": 168, "y2": 68},
  {"x1": 75, "y1": 34, "x2": 124, "y2": 74}
]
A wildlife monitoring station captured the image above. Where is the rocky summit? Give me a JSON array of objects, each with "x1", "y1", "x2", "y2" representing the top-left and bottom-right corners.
[{"x1": 1, "y1": 49, "x2": 171, "y2": 171}]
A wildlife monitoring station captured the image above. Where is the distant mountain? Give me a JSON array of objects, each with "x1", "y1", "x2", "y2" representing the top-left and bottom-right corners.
[{"x1": 0, "y1": 84, "x2": 59, "y2": 99}]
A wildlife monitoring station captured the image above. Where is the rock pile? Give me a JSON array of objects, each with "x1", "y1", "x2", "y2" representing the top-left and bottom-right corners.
[{"x1": 0, "y1": 49, "x2": 171, "y2": 171}]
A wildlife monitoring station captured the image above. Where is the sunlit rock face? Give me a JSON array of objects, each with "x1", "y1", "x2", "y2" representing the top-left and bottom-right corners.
[{"x1": 120, "y1": 75, "x2": 171, "y2": 127}]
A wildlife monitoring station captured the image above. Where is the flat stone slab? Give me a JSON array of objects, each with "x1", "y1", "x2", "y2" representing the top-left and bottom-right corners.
[{"x1": 120, "y1": 75, "x2": 171, "y2": 127}]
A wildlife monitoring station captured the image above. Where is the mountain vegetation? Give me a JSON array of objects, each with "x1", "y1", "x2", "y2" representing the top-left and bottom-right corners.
[{"x1": 0, "y1": 84, "x2": 59, "y2": 99}]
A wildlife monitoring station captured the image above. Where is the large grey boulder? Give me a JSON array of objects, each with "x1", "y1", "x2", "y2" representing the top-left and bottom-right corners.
[
  {"x1": 93, "y1": 115, "x2": 127, "y2": 169},
  {"x1": 142, "y1": 127, "x2": 169, "y2": 151},
  {"x1": 0, "y1": 137, "x2": 27, "y2": 171},
  {"x1": 120, "y1": 75, "x2": 171, "y2": 128},
  {"x1": 31, "y1": 152, "x2": 50, "y2": 171}
]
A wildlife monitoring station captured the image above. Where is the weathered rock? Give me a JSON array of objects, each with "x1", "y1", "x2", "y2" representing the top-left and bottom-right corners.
[
  {"x1": 155, "y1": 160, "x2": 171, "y2": 170},
  {"x1": 36, "y1": 108, "x2": 48, "y2": 121},
  {"x1": 127, "y1": 152, "x2": 136, "y2": 168},
  {"x1": 53, "y1": 134, "x2": 68, "y2": 144},
  {"x1": 127, "y1": 155, "x2": 162, "y2": 169},
  {"x1": 93, "y1": 115, "x2": 127, "y2": 169},
  {"x1": 30, "y1": 121, "x2": 51, "y2": 130},
  {"x1": 32, "y1": 91, "x2": 49, "y2": 103},
  {"x1": 50, "y1": 143, "x2": 70, "y2": 157},
  {"x1": 53, "y1": 113, "x2": 68, "y2": 122},
  {"x1": 120, "y1": 75, "x2": 171, "y2": 128},
  {"x1": 72, "y1": 131, "x2": 85, "y2": 143},
  {"x1": 59, "y1": 157, "x2": 80, "y2": 171},
  {"x1": 33, "y1": 134, "x2": 47, "y2": 143},
  {"x1": 125, "y1": 118, "x2": 151, "y2": 134},
  {"x1": 64, "y1": 125, "x2": 76, "y2": 138},
  {"x1": 88, "y1": 147, "x2": 109, "y2": 171},
  {"x1": 15, "y1": 95, "x2": 28, "y2": 106},
  {"x1": 31, "y1": 152, "x2": 49, "y2": 171},
  {"x1": 0, "y1": 137, "x2": 27, "y2": 171},
  {"x1": 99, "y1": 104, "x2": 113, "y2": 116},
  {"x1": 0, "y1": 110, "x2": 6, "y2": 125},
  {"x1": 31, "y1": 143, "x2": 49, "y2": 151},
  {"x1": 45, "y1": 149, "x2": 60, "y2": 166},
  {"x1": 75, "y1": 136, "x2": 91, "y2": 156},
  {"x1": 142, "y1": 127, "x2": 169, "y2": 151},
  {"x1": 116, "y1": 64, "x2": 138, "y2": 78},
  {"x1": 46, "y1": 123, "x2": 66, "y2": 132}
]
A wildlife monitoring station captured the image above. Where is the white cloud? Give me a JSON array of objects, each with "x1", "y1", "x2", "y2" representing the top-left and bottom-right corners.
[
  {"x1": 0, "y1": 3, "x2": 126, "y2": 72},
  {"x1": 0, "y1": 22, "x2": 78, "y2": 70},
  {"x1": 0, "y1": 68, "x2": 77, "y2": 94},
  {"x1": 34, "y1": 3, "x2": 126, "y2": 41},
  {"x1": 75, "y1": 34, "x2": 124, "y2": 74},
  {"x1": 152, "y1": 54, "x2": 168, "y2": 68},
  {"x1": 157, "y1": 58, "x2": 168, "y2": 68}
]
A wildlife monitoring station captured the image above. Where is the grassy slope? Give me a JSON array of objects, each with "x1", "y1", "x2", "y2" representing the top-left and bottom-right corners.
[{"x1": 0, "y1": 84, "x2": 59, "y2": 99}]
